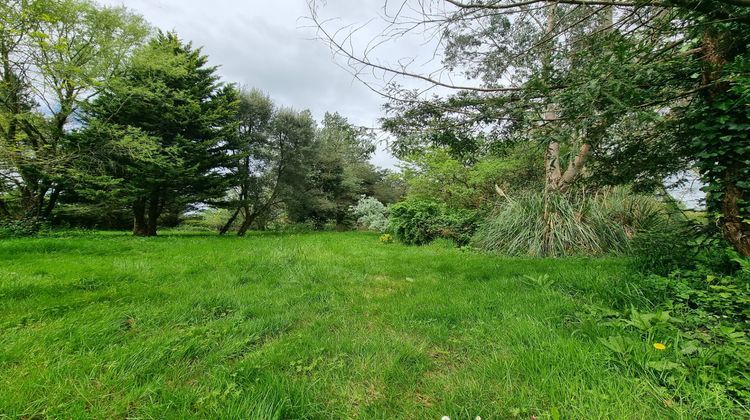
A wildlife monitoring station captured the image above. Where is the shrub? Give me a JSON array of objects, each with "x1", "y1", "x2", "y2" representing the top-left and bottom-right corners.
[
  {"x1": 438, "y1": 207, "x2": 479, "y2": 246},
  {"x1": 389, "y1": 199, "x2": 442, "y2": 245},
  {"x1": 630, "y1": 224, "x2": 695, "y2": 276},
  {"x1": 472, "y1": 187, "x2": 666, "y2": 257},
  {"x1": 181, "y1": 208, "x2": 236, "y2": 232},
  {"x1": 350, "y1": 196, "x2": 389, "y2": 232},
  {"x1": 0, "y1": 218, "x2": 45, "y2": 238},
  {"x1": 388, "y1": 199, "x2": 478, "y2": 246}
]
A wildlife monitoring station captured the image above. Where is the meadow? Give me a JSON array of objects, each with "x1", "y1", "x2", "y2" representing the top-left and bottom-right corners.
[{"x1": 1, "y1": 231, "x2": 679, "y2": 418}]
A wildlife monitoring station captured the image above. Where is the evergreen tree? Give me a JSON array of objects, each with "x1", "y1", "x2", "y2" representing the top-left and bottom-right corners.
[{"x1": 84, "y1": 32, "x2": 238, "y2": 236}]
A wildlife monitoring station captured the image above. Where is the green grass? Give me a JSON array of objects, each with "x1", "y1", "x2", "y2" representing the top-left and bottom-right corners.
[{"x1": 0, "y1": 231, "x2": 676, "y2": 418}]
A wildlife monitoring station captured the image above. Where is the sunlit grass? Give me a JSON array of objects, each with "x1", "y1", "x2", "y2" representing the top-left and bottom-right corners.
[{"x1": 0, "y1": 231, "x2": 674, "y2": 418}]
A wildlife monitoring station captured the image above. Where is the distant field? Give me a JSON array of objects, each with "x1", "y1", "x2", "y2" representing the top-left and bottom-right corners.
[{"x1": 0, "y1": 231, "x2": 675, "y2": 418}]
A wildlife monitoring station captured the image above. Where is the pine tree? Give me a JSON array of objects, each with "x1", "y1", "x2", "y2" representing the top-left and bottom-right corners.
[{"x1": 84, "y1": 32, "x2": 238, "y2": 236}]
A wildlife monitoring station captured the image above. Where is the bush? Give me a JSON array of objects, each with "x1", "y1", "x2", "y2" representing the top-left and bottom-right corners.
[
  {"x1": 630, "y1": 225, "x2": 695, "y2": 276},
  {"x1": 389, "y1": 200, "x2": 441, "y2": 245},
  {"x1": 592, "y1": 246, "x2": 750, "y2": 411},
  {"x1": 0, "y1": 218, "x2": 46, "y2": 238},
  {"x1": 438, "y1": 207, "x2": 479, "y2": 246},
  {"x1": 389, "y1": 199, "x2": 478, "y2": 246},
  {"x1": 472, "y1": 187, "x2": 665, "y2": 257},
  {"x1": 350, "y1": 196, "x2": 389, "y2": 232},
  {"x1": 51, "y1": 204, "x2": 131, "y2": 230}
]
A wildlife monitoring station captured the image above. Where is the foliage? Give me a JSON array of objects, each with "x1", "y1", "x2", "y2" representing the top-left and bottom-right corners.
[
  {"x1": 684, "y1": 54, "x2": 750, "y2": 254},
  {"x1": 182, "y1": 209, "x2": 238, "y2": 232},
  {"x1": 350, "y1": 195, "x2": 389, "y2": 232},
  {"x1": 83, "y1": 32, "x2": 239, "y2": 236},
  {"x1": 576, "y1": 243, "x2": 750, "y2": 413},
  {"x1": 0, "y1": 0, "x2": 149, "y2": 221},
  {"x1": 287, "y1": 113, "x2": 385, "y2": 229},
  {"x1": 0, "y1": 217, "x2": 45, "y2": 238},
  {"x1": 315, "y1": 0, "x2": 750, "y2": 253},
  {"x1": 630, "y1": 224, "x2": 697, "y2": 276},
  {"x1": 50, "y1": 203, "x2": 131, "y2": 230},
  {"x1": 220, "y1": 90, "x2": 319, "y2": 235},
  {"x1": 472, "y1": 188, "x2": 665, "y2": 257},
  {"x1": 400, "y1": 144, "x2": 543, "y2": 210},
  {"x1": 389, "y1": 199, "x2": 478, "y2": 246}
]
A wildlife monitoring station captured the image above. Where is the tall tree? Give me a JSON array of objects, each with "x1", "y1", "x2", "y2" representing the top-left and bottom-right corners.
[
  {"x1": 220, "y1": 92, "x2": 317, "y2": 236},
  {"x1": 294, "y1": 112, "x2": 378, "y2": 228},
  {"x1": 84, "y1": 32, "x2": 238, "y2": 236},
  {"x1": 0, "y1": 0, "x2": 148, "y2": 222}
]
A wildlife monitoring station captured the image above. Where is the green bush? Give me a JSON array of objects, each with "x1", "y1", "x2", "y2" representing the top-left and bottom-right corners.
[
  {"x1": 0, "y1": 218, "x2": 46, "y2": 238},
  {"x1": 472, "y1": 187, "x2": 665, "y2": 257},
  {"x1": 389, "y1": 200, "x2": 442, "y2": 245},
  {"x1": 630, "y1": 225, "x2": 695, "y2": 276},
  {"x1": 438, "y1": 207, "x2": 479, "y2": 246},
  {"x1": 388, "y1": 199, "x2": 478, "y2": 246}
]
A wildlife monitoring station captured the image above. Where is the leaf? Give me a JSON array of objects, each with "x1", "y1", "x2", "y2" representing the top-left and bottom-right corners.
[
  {"x1": 600, "y1": 335, "x2": 631, "y2": 355},
  {"x1": 647, "y1": 360, "x2": 681, "y2": 371}
]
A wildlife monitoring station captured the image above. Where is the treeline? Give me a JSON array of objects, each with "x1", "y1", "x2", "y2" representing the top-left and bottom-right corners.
[{"x1": 0, "y1": 0, "x2": 399, "y2": 236}]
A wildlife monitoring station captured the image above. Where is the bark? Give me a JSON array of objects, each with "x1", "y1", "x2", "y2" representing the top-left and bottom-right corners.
[
  {"x1": 132, "y1": 198, "x2": 148, "y2": 236},
  {"x1": 721, "y1": 167, "x2": 750, "y2": 256},
  {"x1": 219, "y1": 207, "x2": 241, "y2": 235},
  {"x1": 545, "y1": 141, "x2": 561, "y2": 191},
  {"x1": 700, "y1": 28, "x2": 750, "y2": 255},
  {"x1": 42, "y1": 187, "x2": 61, "y2": 219},
  {"x1": 237, "y1": 207, "x2": 256, "y2": 237},
  {"x1": 146, "y1": 191, "x2": 160, "y2": 236},
  {"x1": 558, "y1": 143, "x2": 591, "y2": 193}
]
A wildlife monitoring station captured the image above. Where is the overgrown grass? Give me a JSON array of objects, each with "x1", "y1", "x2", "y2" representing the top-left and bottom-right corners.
[{"x1": 0, "y1": 231, "x2": 705, "y2": 417}]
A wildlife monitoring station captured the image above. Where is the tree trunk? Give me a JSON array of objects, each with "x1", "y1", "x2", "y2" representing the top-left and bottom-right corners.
[
  {"x1": 237, "y1": 206, "x2": 256, "y2": 237},
  {"x1": 146, "y1": 192, "x2": 160, "y2": 236},
  {"x1": 133, "y1": 198, "x2": 148, "y2": 236},
  {"x1": 700, "y1": 28, "x2": 749, "y2": 255},
  {"x1": 42, "y1": 187, "x2": 61, "y2": 219},
  {"x1": 219, "y1": 207, "x2": 241, "y2": 235},
  {"x1": 721, "y1": 167, "x2": 750, "y2": 256}
]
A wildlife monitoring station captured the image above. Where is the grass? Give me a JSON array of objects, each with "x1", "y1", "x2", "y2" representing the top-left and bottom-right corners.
[{"x1": 0, "y1": 231, "x2": 678, "y2": 418}]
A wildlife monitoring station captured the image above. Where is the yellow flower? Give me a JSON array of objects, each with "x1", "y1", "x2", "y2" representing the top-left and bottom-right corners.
[
  {"x1": 653, "y1": 342, "x2": 666, "y2": 351},
  {"x1": 379, "y1": 233, "x2": 393, "y2": 244}
]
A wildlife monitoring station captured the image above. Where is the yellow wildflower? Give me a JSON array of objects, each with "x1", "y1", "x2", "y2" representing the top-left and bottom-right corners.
[{"x1": 653, "y1": 342, "x2": 666, "y2": 350}]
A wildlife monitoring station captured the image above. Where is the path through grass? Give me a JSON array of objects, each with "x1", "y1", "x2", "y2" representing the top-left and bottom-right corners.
[{"x1": 0, "y1": 231, "x2": 672, "y2": 418}]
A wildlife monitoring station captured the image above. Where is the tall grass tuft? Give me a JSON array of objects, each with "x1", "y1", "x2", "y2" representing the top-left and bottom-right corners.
[{"x1": 472, "y1": 187, "x2": 665, "y2": 257}]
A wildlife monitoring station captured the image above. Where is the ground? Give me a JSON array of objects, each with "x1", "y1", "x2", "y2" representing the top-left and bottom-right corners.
[{"x1": 0, "y1": 231, "x2": 674, "y2": 418}]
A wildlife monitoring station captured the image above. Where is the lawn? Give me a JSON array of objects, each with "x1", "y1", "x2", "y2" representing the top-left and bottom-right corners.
[{"x1": 0, "y1": 231, "x2": 675, "y2": 418}]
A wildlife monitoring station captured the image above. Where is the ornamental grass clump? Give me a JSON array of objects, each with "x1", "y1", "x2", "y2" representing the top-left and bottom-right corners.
[{"x1": 472, "y1": 187, "x2": 665, "y2": 257}]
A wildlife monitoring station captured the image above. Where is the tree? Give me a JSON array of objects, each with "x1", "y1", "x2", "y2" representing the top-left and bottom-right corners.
[
  {"x1": 220, "y1": 93, "x2": 317, "y2": 236},
  {"x1": 84, "y1": 32, "x2": 239, "y2": 236},
  {"x1": 220, "y1": 88, "x2": 275, "y2": 235},
  {"x1": 291, "y1": 112, "x2": 379, "y2": 228},
  {"x1": 310, "y1": 0, "x2": 750, "y2": 255},
  {"x1": 0, "y1": 0, "x2": 148, "y2": 222}
]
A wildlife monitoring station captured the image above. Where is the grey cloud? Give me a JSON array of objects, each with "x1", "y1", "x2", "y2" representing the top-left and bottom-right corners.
[{"x1": 99, "y1": 0, "x2": 400, "y2": 168}]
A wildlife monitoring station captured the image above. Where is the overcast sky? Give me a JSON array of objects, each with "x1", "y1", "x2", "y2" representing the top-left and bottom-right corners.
[{"x1": 99, "y1": 0, "x2": 409, "y2": 169}]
